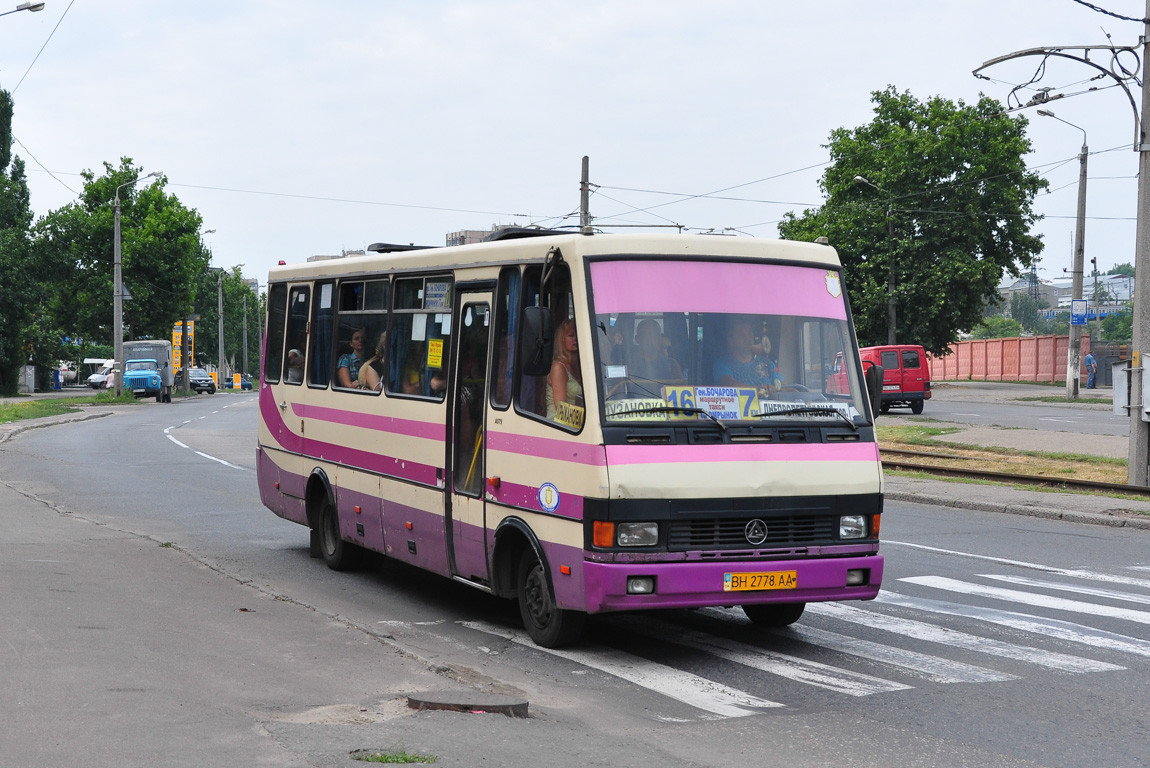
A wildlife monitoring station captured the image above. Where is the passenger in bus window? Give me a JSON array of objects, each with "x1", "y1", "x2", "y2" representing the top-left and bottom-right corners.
[
  {"x1": 358, "y1": 332, "x2": 387, "y2": 391},
  {"x1": 714, "y1": 316, "x2": 782, "y2": 394},
  {"x1": 546, "y1": 318, "x2": 583, "y2": 419},
  {"x1": 631, "y1": 318, "x2": 683, "y2": 383},
  {"x1": 400, "y1": 343, "x2": 424, "y2": 394},
  {"x1": 337, "y1": 330, "x2": 366, "y2": 388},
  {"x1": 286, "y1": 349, "x2": 305, "y2": 383}
]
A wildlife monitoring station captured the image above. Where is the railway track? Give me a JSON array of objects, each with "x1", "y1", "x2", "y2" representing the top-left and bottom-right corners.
[{"x1": 880, "y1": 448, "x2": 1150, "y2": 498}]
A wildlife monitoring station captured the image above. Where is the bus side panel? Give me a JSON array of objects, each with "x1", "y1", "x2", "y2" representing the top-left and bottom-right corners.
[
  {"x1": 335, "y1": 470, "x2": 385, "y2": 555},
  {"x1": 380, "y1": 475, "x2": 450, "y2": 577},
  {"x1": 488, "y1": 506, "x2": 587, "y2": 611},
  {"x1": 256, "y1": 445, "x2": 307, "y2": 527}
]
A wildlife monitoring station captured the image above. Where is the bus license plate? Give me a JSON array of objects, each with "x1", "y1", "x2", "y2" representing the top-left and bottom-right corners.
[{"x1": 724, "y1": 571, "x2": 797, "y2": 592}]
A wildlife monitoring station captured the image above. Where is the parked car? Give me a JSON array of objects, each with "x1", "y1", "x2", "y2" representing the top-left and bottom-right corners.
[
  {"x1": 176, "y1": 367, "x2": 216, "y2": 394},
  {"x1": 223, "y1": 374, "x2": 254, "y2": 390},
  {"x1": 859, "y1": 344, "x2": 931, "y2": 414},
  {"x1": 86, "y1": 360, "x2": 115, "y2": 389}
]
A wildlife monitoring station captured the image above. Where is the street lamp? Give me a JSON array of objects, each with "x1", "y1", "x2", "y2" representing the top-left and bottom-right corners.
[
  {"x1": 112, "y1": 170, "x2": 162, "y2": 397},
  {"x1": 0, "y1": 3, "x2": 46, "y2": 17},
  {"x1": 1037, "y1": 108, "x2": 1089, "y2": 400},
  {"x1": 854, "y1": 175, "x2": 898, "y2": 344}
]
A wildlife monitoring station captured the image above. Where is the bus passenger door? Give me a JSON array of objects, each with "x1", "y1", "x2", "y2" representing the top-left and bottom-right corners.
[{"x1": 446, "y1": 293, "x2": 492, "y2": 583}]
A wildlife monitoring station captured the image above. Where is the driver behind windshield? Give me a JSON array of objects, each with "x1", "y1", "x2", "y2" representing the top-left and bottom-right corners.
[{"x1": 713, "y1": 315, "x2": 783, "y2": 395}]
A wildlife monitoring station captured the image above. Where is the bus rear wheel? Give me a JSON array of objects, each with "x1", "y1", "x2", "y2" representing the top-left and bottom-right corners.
[
  {"x1": 318, "y1": 497, "x2": 358, "y2": 571},
  {"x1": 517, "y1": 548, "x2": 585, "y2": 648},
  {"x1": 742, "y1": 602, "x2": 806, "y2": 628}
]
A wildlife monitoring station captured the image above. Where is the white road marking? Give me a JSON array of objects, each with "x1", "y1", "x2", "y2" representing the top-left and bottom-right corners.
[
  {"x1": 900, "y1": 575, "x2": 1150, "y2": 626},
  {"x1": 777, "y1": 623, "x2": 1015, "y2": 684},
  {"x1": 1038, "y1": 417, "x2": 1080, "y2": 423},
  {"x1": 979, "y1": 574, "x2": 1150, "y2": 606},
  {"x1": 806, "y1": 602, "x2": 1122, "y2": 673},
  {"x1": 951, "y1": 413, "x2": 983, "y2": 417},
  {"x1": 877, "y1": 591, "x2": 1150, "y2": 658},
  {"x1": 624, "y1": 617, "x2": 910, "y2": 696},
  {"x1": 462, "y1": 621, "x2": 783, "y2": 717},
  {"x1": 884, "y1": 541, "x2": 1150, "y2": 590},
  {"x1": 163, "y1": 412, "x2": 248, "y2": 471}
]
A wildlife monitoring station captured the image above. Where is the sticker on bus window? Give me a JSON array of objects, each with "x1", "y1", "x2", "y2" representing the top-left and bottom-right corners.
[
  {"x1": 538, "y1": 483, "x2": 560, "y2": 513},
  {"x1": 425, "y1": 282, "x2": 451, "y2": 309},
  {"x1": 605, "y1": 398, "x2": 667, "y2": 421},
  {"x1": 427, "y1": 338, "x2": 444, "y2": 369},
  {"x1": 411, "y1": 314, "x2": 428, "y2": 341},
  {"x1": 553, "y1": 401, "x2": 585, "y2": 430}
]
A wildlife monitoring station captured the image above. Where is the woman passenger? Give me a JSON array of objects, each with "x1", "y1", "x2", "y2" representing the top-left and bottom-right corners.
[
  {"x1": 358, "y1": 332, "x2": 387, "y2": 391},
  {"x1": 545, "y1": 318, "x2": 583, "y2": 419},
  {"x1": 338, "y1": 329, "x2": 367, "y2": 388}
]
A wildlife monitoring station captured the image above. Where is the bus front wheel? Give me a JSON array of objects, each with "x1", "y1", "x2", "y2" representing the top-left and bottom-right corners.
[
  {"x1": 517, "y1": 548, "x2": 585, "y2": 648},
  {"x1": 318, "y1": 497, "x2": 358, "y2": 571},
  {"x1": 742, "y1": 602, "x2": 805, "y2": 628}
]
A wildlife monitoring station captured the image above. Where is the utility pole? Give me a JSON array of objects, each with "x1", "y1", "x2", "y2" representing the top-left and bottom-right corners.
[
  {"x1": 218, "y1": 270, "x2": 225, "y2": 386},
  {"x1": 885, "y1": 201, "x2": 896, "y2": 345},
  {"x1": 580, "y1": 156, "x2": 592, "y2": 235},
  {"x1": 242, "y1": 292, "x2": 248, "y2": 376}
]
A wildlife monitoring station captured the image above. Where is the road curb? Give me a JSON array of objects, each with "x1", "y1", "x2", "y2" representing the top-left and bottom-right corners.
[
  {"x1": 885, "y1": 490, "x2": 1150, "y2": 530},
  {"x1": 0, "y1": 410, "x2": 113, "y2": 445}
]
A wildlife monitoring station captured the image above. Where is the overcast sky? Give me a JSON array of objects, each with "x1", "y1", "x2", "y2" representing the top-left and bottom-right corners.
[{"x1": 1, "y1": 1, "x2": 1145, "y2": 288}]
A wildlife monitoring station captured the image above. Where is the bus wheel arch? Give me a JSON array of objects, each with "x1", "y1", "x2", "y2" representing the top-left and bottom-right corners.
[
  {"x1": 494, "y1": 518, "x2": 585, "y2": 648},
  {"x1": 304, "y1": 471, "x2": 334, "y2": 560},
  {"x1": 491, "y1": 518, "x2": 538, "y2": 599}
]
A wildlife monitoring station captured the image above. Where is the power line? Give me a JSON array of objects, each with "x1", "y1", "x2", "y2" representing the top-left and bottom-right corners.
[
  {"x1": 1068, "y1": 0, "x2": 1148, "y2": 24},
  {"x1": 12, "y1": 0, "x2": 76, "y2": 94}
]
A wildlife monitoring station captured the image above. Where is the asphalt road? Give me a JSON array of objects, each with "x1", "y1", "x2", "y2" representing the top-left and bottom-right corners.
[{"x1": 2, "y1": 394, "x2": 1148, "y2": 767}]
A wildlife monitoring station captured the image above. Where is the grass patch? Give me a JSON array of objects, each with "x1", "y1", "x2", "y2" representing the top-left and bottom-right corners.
[
  {"x1": 877, "y1": 424, "x2": 1127, "y2": 484},
  {"x1": 0, "y1": 400, "x2": 81, "y2": 424},
  {"x1": 351, "y1": 747, "x2": 437, "y2": 764},
  {"x1": 1013, "y1": 395, "x2": 1111, "y2": 404}
]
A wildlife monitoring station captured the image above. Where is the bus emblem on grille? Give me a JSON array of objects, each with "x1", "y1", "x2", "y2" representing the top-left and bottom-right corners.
[{"x1": 744, "y1": 519, "x2": 768, "y2": 545}]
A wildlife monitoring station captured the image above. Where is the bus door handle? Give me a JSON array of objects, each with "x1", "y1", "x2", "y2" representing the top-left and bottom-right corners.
[{"x1": 279, "y1": 400, "x2": 288, "y2": 411}]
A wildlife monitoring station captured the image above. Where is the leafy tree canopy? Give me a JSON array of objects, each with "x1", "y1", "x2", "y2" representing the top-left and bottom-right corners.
[
  {"x1": 779, "y1": 87, "x2": 1047, "y2": 355},
  {"x1": 1108, "y1": 262, "x2": 1134, "y2": 276},
  {"x1": 0, "y1": 88, "x2": 35, "y2": 395},
  {"x1": 34, "y1": 158, "x2": 211, "y2": 347},
  {"x1": 1102, "y1": 307, "x2": 1133, "y2": 342},
  {"x1": 971, "y1": 316, "x2": 1023, "y2": 339}
]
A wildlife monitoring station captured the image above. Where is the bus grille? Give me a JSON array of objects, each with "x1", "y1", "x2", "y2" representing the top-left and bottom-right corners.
[{"x1": 668, "y1": 516, "x2": 837, "y2": 550}]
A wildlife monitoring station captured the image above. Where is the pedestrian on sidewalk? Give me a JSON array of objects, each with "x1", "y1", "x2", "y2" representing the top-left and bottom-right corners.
[{"x1": 1085, "y1": 350, "x2": 1098, "y2": 389}]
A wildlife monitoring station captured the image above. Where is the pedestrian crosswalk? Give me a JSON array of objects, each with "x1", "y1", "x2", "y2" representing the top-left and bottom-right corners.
[{"x1": 462, "y1": 558, "x2": 1150, "y2": 720}]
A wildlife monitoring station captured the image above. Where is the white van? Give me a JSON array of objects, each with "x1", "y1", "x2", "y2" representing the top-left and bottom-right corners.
[{"x1": 85, "y1": 359, "x2": 115, "y2": 389}]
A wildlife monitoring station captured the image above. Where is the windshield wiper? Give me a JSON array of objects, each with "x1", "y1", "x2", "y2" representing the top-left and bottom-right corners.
[
  {"x1": 755, "y1": 406, "x2": 859, "y2": 432},
  {"x1": 611, "y1": 405, "x2": 728, "y2": 433}
]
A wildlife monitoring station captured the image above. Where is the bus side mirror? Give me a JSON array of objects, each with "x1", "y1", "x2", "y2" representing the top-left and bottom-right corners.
[
  {"x1": 864, "y1": 363, "x2": 884, "y2": 417},
  {"x1": 519, "y1": 306, "x2": 554, "y2": 377}
]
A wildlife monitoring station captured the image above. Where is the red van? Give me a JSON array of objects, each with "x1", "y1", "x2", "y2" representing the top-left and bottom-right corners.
[{"x1": 860, "y1": 344, "x2": 931, "y2": 414}]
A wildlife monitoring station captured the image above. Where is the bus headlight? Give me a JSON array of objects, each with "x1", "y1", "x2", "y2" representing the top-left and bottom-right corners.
[
  {"x1": 616, "y1": 522, "x2": 659, "y2": 547},
  {"x1": 839, "y1": 515, "x2": 867, "y2": 539}
]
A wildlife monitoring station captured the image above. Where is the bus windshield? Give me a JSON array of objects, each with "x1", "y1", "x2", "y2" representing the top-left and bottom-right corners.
[{"x1": 590, "y1": 259, "x2": 868, "y2": 424}]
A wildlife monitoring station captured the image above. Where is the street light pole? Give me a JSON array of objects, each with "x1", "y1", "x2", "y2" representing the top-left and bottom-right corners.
[
  {"x1": 1037, "y1": 109, "x2": 1088, "y2": 400},
  {"x1": 0, "y1": 3, "x2": 46, "y2": 18},
  {"x1": 112, "y1": 171, "x2": 160, "y2": 398},
  {"x1": 1131, "y1": 1, "x2": 1150, "y2": 485},
  {"x1": 855, "y1": 175, "x2": 897, "y2": 344}
]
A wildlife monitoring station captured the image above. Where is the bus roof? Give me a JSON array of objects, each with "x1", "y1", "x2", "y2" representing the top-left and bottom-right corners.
[{"x1": 267, "y1": 233, "x2": 841, "y2": 283}]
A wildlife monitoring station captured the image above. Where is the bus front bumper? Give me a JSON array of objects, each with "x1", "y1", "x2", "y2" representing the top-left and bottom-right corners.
[{"x1": 580, "y1": 554, "x2": 883, "y2": 614}]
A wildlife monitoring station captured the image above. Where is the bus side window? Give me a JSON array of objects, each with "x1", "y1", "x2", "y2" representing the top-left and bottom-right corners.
[
  {"x1": 284, "y1": 286, "x2": 311, "y2": 386},
  {"x1": 515, "y1": 264, "x2": 581, "y2": 429},
  {"x1": 388, "y1": 276, "x2": 450, "y2": 400},
  {"x1": 491, "y1": 267, "x2": 520, "y2": 409},
  {"x1": 264, "y1": 284, "x2": 288, "y2": 384},
  {"x1": 309, "y1": 281, "x2": 335, "y2": 388}
]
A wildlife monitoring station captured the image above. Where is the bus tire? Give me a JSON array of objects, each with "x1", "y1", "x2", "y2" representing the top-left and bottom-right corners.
[
  {"x1": 318, "y1": 496, "x2": 358, "y2": 571},
  {"x1": 910, "y1": 400, "x2": 924, "y2": 415},
  {"x1": 742, "y1": 602, "x2": 805, "y2": 627},
  {"x1": 516, "y1": 548, "x2": 585, "y2": 648}
]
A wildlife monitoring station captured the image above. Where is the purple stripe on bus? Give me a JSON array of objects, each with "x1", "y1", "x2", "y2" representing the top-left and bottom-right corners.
[
  {"x1": 290, "y1": 402, "x2": 446, "y2": 441},
  {"x1": 582, "y1": 554, "x2": 884, "y2": 613},
  {"x1": 487, "y1": 431, "x2": 607, "y2": 466},
  {"x1": 605, "y1": 441, "x2": 880, "y2": 465},
  {"x1": 260, "y1": 389, "x2": 441, "y2": 486},
  {"x1": 488, "y1": 479, "x2": 584, "y2": 520},
  {"x1": 590, "y1": 261, "x2": 848, "y2": 320}
]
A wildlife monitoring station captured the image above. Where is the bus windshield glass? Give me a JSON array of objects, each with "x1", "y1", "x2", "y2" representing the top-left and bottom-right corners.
[{"x1": 590, "y1": 259, "x2": 868, "y2": 424}]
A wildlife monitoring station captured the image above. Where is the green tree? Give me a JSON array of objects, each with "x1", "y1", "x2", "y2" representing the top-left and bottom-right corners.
[
  {"x1": 192, "y1": 267, "x2": 262, "y2": 374},
  {"x1": 1101, "y1": 307, "x2": 1133, "y2": 342},
  {"x1": 0, "y1": 88, "x2": 36, "y2": 395},
  {"x1": 778, "y1": 87, "x2": 1046, "y2": 355},
  {"x1": 971, "y1": 316, "x2": 1023, "y2": 339},
  {"x1": 1108, "y1": 262, "x2": 1134, "y2": 276},
  {"x1": 34, "y1": 158, "x2": 210, "y2": 351}
]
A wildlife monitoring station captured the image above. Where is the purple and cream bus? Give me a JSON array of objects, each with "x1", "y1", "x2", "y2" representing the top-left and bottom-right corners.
[{"x1": 257, "y1": 231, "x2": 883, "y2": 647}]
